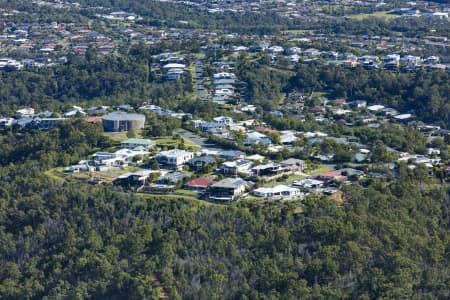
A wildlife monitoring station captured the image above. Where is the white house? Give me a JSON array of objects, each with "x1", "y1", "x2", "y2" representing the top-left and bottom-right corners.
[
  {"x1": 219, "y1": 159, "x2": 253, "y2": 175},
  {"x1": 253, "y1": 185, "x2": 301, "y2": 199},
  {"x1": 64, "y1": 106, "x2": 86, "y2": 117},
  {"x1": 213, "y1": 72, "x2": 236, "y2": 79},
  {"x1": 156, "y1": 149, "x2": 194, "y2": 166},
  {"x1": 213, "y1": 116, "x2": 234, "y2": 125},
  {"x1": 292, "y1": 178, "x2": 323, "y2": 189},
  {"x1": 0, "y1": 117, "x2": 16, "y2": 128},
  {"x1": 15, "y1": 107, "x2": 35, "y2": 118}
]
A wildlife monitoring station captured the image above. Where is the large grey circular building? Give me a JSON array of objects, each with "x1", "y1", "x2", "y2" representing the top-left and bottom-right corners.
[{"x1": 102, "y1": 112, "x2": 146, "y2": 132}]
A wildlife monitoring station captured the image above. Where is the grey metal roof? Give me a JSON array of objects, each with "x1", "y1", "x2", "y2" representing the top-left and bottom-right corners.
[{"x1": 102, "y1": 112, "x2": 145, "y2": 121}]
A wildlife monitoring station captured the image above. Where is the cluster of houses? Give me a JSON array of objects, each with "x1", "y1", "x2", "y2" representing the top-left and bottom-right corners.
[{"x1": 0, "y1": 0, "x2": 448, "y2": 74}]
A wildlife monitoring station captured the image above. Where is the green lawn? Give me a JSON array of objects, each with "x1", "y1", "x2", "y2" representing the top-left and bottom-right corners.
[
  {"x1": 307, "y1": 165, "x2": 333, "y2": 176},
  {"x1": 175, "y1": 189, "x2": 199, "y2": 196},
  {"x1": 263, "y1": 174, "x2": 308, "y2": 187},
  {"x1": 155, "y1": 136, "x2": 199, "y2": 150}
]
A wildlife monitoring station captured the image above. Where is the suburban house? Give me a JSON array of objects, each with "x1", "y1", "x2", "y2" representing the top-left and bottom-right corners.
[
  {"x1": 208, "y1": 177, "x2": 247, "y2": 202},
  {"x1": 113, "y1": 170, "x2": 154, "y2": 186},
  {"x1": 253, "y1": 185, "x2": 301, "y2": 199},
  {"x1": 219, "y1": 159, "x2": 253, "y2": 175},
  {"x1": 220, "y1": 150, "x2": 246, "y2": 160},
  {"x1": 280, "y1": 132, "x2": 298, "y2": 144},
  {"x1": 199, "y1": 121, "x2": 225, "y2": 132},
  {"x1": 213, "y1": 116, "x2": 234, "y2": 125},
  {"x1": 316, "y1": 171, "x2": 348, "y2": 182},
  {"x1": 187, "y1": 156, "x2": 216, "y2": 171},
  {"x1": 245, "y1": 131, "x2": 271, "y2": 145},
  {"x1": 184, "y1": 176, "x2": 216, "y2": 191},
  {"x1": 292, "y1": 178, "x2": 323, "y2": 189},
  {"x1": 15, "y1": 107, "x2": 35, "y2": 118},
  {"x1": 36, "y1": 118, "x2": 67, "y2": 129},
  {"x1": 250, "y1": 159, "x2": 305, "y2": 181},
  {"x1": 156, "y1": 149, "x2": 194, "y2": 167},
  {"x1": 280, "y1": 158, "x2": 306, "y2": 172},
  {"x1": 155, "y1": 171, "x2": 189, "y2": 186},
  {"x1": 121, "y1": 138, "x2": 154, "y2": 150},
  {"x1": 0, "y1": 117, "x2": 16, "y2": 128},
  {"x1": 92, "y1": 152, "x2": 126, "y2": 167}
]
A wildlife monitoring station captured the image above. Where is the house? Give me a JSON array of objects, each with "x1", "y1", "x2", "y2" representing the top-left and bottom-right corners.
[
  {"x1": 220, "y1": 150, "x2": 246, "y2": 160},
  {"x1": 156, "y1": 171, "x2": 189, "y2": 185},
  {"x1": 156, "y1": 149, "x2": 194, "y2": 167},
  {"x1": 245, "y1": 131, "x2": 271, "y2": 145},
  {"x1": 121, "y1": 138, "x2": 154, "y2": 150},
  {"x1": 36, "y1": 118, "x2": 67, "y2": 129},
  {"x1": 64, "y1": 106, "x2": 85, "y2": 117},
  {"x1": 292, "y1": 178, "x2": 323, "y2": 189},
  {"x1": 92, "y1": 152, "x2": 127, "y2": 168},
  {"x1": 338, "y1": 168, "x2": 365, "y2": 178},
  {"x1": 220, "y1": 159, "x2": 253, "y2": 175},
  {"x1": 199, "y1": 121, "x2": 225, "y2": 132},
  {"x1": 65, "y1": 161, "x2": 93, "y2": 173},
  {"x1": 280, "y1": 158, "x2": 306, "y2": 172},
  {"x1": 367, "y1": 105, "x2": 385, "y2": 112},
  {"x1": 187, "y1": 156, "x2": 216, "y2": 171},
  {"x1": 280, "y1": 132, "x2": 298, "y2": 144},
  {"x1": 113, "y1": 170, "x2": 154, "y2": 186},
  {"x1": 303, "y1": 48, "x2": 320, "y2": 57},
  {"x1": 253, "y1": 185, "x2": 301, "y2": 199},
  {"x1": 15, "y1": 107, "x2": 35, "y2": 118},
  {"x1": 213, "y1": 116, "x2": 233, "y2": 125},
  {"x1": 316, "y1": 171, "x2": 347, "y2": 182},
  {"x1": 114, "y1": 148, "x2": 149, "y2": 162},
  {"x1": 184, "y1": 176, "x2": 216, "y2": 191},
  {"x1": 208, "y1": 177, "x2": 247, "y2": 202},
  {"x1": 251, "y1": 163, "x2": 284, "y2": 177},
  {"x1": 0, "y1": 117, "x2": 16, "y2": 128}
]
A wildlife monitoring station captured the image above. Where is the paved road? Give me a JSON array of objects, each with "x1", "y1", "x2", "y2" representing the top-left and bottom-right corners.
[
  {"x1": 194, "y1": 57, "x2": 208, "y2": 100},
  {"x1": 175, "y1": 128, "x2": 225, "y2": 152}
]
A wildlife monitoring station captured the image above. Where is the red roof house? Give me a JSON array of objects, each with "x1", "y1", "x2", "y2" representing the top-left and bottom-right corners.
[{"x1": 184, "y1": 177, "x2": 216, "y2": 190}]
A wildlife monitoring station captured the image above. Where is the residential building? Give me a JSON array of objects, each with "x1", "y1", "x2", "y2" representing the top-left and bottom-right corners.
[
  {"x1": 156, "y1": 149, "x2": 194, "y2": 167},
  {"x1": 220, "y1": 159, "x2": 253, "y2": 175},
  {"x1": 15, "y1": 107, "x2": 35, "y2": 118},
  {"x1": 208, "y1": 177, "x2": 247, "y2": 202},
  {"x1": 253, "y1": 185, "x2": 301, "y2": 199},
  {"x1": 156, "y1": 171, "x2": 189, "y2": 185},
  {"x1": 292, "y1": 178, "x2": 323, "y2": 189},
  {"x1": 113, "y1": 170, "x2": 154, "y2": 186},
  {"x1": 184, "y1": 176, "x2": 216, "y2": 191},
  {"x1": 220, "y1": 150, "x2": 246, "y2": 160},
  {"x1": 121, "y1": 138, "x2": 154, "y2": 150},
  {"x1": 187, "y1": 156, "x2": 216, "y2": 170},
  {"x1": 245, "y1": 131, "x2": 271, "y2": 145}
]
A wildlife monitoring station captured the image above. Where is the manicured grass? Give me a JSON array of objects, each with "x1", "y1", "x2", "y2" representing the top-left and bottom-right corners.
[
  {"x1": 263, "y1": 174, "x2": 308, "y2": 187},
  {"x1": 307, "y1": 165, "x2": 333, "y2": 176},
  {"x1": 155, "y1": 136, "x2": 199, "y2": 150},
  {"x1": 175, "y1": 189, "x2": 199, "y2": 196}
]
